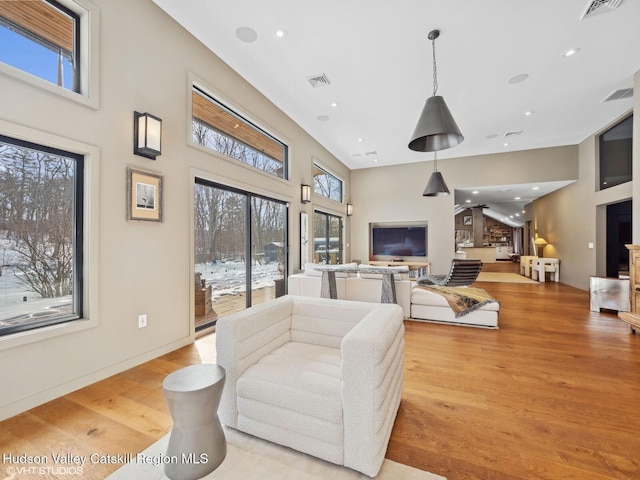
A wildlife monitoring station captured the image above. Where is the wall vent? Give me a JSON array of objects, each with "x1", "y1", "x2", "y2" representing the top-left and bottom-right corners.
[
  {"x1": 306, "y1": 73, "x2": 331, "y2": 88},
  {"x1": 580, "y1": 0, "x2": 623, "y2": 19},
  {"x1": 602, "y1": 88, "x2": 633, "y2": 102}
]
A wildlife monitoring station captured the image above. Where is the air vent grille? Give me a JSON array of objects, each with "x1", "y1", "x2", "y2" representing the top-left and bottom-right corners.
[
  {"x1": 602, "y1": 88, "x2": 633, "y2": 102},
  {"x1": 306, "y1": 73, "x2": 331, "y2": 88},
  {"x1": 580, "y1": 0, "x2": 623, "y2": 19},
  {"x1": 505, "y1": 130, "x2": 522, "y2": 137}
]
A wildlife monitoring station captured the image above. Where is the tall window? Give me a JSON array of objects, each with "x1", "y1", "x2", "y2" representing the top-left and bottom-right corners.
[
  {"x1": 313, "y1": 163, "x2": 343, "y2": 203},
  {"x1": 0, "y1": 0, "x2": 80, "y2": 93},
  {"x1": 194, "y1": 180, "x2": 287, "y2": 330},
  {"x1": 313, "y1": 211, "x2": 343, "y2": 264},
  {"x1": 599, "y1": 114, "x2": 633, "y2": 190},
  {"x1": 0, "y1": 135, "x2": 83, "y2": 336},
  {"x1": 192, "y1": 85, "x2": 288, "y2": 179}
]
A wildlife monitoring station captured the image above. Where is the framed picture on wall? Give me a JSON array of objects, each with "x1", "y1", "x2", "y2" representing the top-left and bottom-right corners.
[
  {"x1": 463, "y1": 215, "x2": 473, "y2": 226},
  {"x1": 300, "y1": 212, "x2": 309, "y2": 268},
  {"x1": 127, "y1": 167, "x2": 164, "y2": 222}
]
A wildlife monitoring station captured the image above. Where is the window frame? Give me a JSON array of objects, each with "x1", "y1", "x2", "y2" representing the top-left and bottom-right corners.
[
  {"x1": 191, "y1": 83, "x2": 289, "y2": 180},
  {"x1": 0, "y1": 134, "x2": 84, "y2": 337},
  {"x1": 0, "y1": 119, "x2": 99, "y2": 351},
  {"x1": 313, "y1": 162, "x2": 344, "y2": 203},
  {"x1": 0, "y1": 0, "x2": 100, "y2": 109},
  {"x1": 597, "y1": 113, "x2": 633, "y2": 191}
]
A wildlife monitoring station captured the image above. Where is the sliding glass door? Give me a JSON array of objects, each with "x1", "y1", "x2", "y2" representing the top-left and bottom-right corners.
[
  {"x1": 194, "y1": 179, "x2": 287, "y2": 330},
  {"x1": 313, "y1": 211, "x2": 343, "y2": 264}
]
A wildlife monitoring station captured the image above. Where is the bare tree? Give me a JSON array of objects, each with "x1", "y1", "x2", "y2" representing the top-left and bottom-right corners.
[{"x1": 0, "y1": 143, "x2": 75, "y2": 298}]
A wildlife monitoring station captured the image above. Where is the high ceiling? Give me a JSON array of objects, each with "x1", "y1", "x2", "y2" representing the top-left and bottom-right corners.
[{"x1": 153, "y1": 0, "x2": 638, "y2": 225}]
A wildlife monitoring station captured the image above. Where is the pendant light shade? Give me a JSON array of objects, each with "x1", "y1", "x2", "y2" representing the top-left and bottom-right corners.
[
  {"x1": 409, "y1": 96, "x2": 464, "y2": 152},
  {"x1": 422, "y1": 152, "x2": 450, "y2": 196},
  {"x1": 423, "y1": 171, "x2": 450, "y2": 196},
  {"x1": 408, "y1": 29, "x2": 463, "y2": 153}
]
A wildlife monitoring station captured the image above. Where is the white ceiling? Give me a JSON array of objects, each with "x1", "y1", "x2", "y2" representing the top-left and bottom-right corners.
[{"x1": 153, "y1": 0, "x2": 638, "y2": 226}]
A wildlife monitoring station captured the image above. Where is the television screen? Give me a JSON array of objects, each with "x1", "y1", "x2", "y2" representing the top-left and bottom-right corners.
[{"x1": 371, "y1": 225, "x2": 427, "y2": 257}]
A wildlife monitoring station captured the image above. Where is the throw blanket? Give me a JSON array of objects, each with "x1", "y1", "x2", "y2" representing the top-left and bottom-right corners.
[{"x1": 415, "y1": 285, "x2": 498, "y2": 318}]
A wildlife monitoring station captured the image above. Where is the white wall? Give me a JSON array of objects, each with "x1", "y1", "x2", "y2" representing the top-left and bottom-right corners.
[
  {"x1": 351, "y1": 146, "x2": 578, "y2": 275},
  {"x1": 0, "y1": 0, "x2": 349, "y2": 419}
]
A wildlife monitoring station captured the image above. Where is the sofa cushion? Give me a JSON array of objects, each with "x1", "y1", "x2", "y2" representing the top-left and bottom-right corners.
[{"x1": 236, "y1": 341, "x2": 343, "y2": 444}]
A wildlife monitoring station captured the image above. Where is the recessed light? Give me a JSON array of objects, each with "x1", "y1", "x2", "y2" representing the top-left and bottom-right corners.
[
  {"x1": 316, "y1": 115, "x2": 330, "y2": 122},
  {"x1": 532, "y1": 186, "x2": 540, "y2": 190},
  {"x1": 274, "y1": 28, "x2": 287, "y2": 38},
  {"x1": 331, "y1": 102, "x2": 339, "y2": 108},
  {"x1": 503, "y1": 142, "x2": 510, "y2": 147},
  {"x1": 472, "y1": 190, "x2": 479, "y2": 194},
  {"x1": 515, "y1": 213, "x2": 520, "y2": 217},
  {"x1": 508, "y1": 73, "x2": 529, "y2": 84},
  {"x1": 514, "y1": 196, "x2": 521, "y2": 200},
  {"x1": 465, "y1": 199, "x2": 471, "y2": 203},
  {"x1": 563, "y1": 47, "x2": 580, "y2": 57},
  {"x1": 236, "y1": 26, "x2": 258, "y2": 43},
  {"x1": 524, "y1": 110, "x2": 534, "y2": 116},
  {"x1": 357, "y1": 138, "x2": 363, "y2": 143}
]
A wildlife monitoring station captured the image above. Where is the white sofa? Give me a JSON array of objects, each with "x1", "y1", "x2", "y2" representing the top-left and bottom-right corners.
[
  {"x1": 216, "y1": 295, "x2": 405, "y2": 477},
  {"x1": 410, "y1": 286, "x2": 500, "y2": 328},
  {"x1": 287, "y1": 263, "x2": 412, "y2": 317}
]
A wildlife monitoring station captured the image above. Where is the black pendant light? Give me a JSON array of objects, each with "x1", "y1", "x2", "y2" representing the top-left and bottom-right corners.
[
  {"x1": 423, "y1": 152, "x2": 450, "y2": 197},
  {"x1": 409, "y1": 29, "x2": 463, "y2": 153}
]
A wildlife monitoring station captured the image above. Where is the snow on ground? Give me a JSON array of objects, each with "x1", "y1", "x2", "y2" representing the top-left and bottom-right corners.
[{"x1": 195, "y1": 261, "x2": 282, "y2": 300}]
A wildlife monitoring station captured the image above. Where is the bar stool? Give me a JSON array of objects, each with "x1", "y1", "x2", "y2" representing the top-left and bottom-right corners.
[{"x1": 163, "y1": 364, "x2": 226, "y2": 480}]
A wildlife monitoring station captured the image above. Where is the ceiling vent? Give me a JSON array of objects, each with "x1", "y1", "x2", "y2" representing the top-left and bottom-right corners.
[
  {"x1": 580, "y1": 0, "x2": 623, "y2": 19},
  {"x1": 504, "y1": 130, "x2": 522, "y2": 137},
  {"x1": 602, "y1": 88, "x2": 633, "y2": 102},
  {"x1": 306, "y1": 73, "x2": 331, "y2": 88}
]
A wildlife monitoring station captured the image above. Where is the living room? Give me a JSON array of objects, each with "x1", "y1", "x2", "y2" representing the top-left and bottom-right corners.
[{"x1": 0, "y1": 0, "x2": 639, "y2": 479}]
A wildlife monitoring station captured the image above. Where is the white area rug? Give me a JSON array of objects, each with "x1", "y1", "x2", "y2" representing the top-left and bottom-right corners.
[
  {"x1": 476, "y1": 272, "x2": 538, "y2": 284},
  {"x1": 107, "y1": 427, "x2": 445, "y2": 480}
]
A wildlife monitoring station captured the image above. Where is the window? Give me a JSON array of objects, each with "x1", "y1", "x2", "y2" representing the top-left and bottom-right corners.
[
  {"x1": 0, "y1": 135, "x2": 83, "y2": 336},
  {"x1": 0, "y1": 0, "x2": 80, "y2": 93},
  {"x1": 313, "y1": 211, "x2": 343, "y2": 264},
  {"x1": 192, "y1": 85, "x2": 288, "y2": 179},
  {"x1": 313, "y1": 163, "x2": 343, "y2": 203},
  {"x1": 599, "y1": 114, "x2": 633, "y2": 190}
]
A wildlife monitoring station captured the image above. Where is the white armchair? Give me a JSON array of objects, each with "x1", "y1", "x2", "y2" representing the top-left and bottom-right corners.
[{"x1": 216, "y1": 295, "x2": 405, "y2": 477}]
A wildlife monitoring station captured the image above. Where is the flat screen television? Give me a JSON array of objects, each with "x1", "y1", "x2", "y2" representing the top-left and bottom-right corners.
[{"x1": 370, "y1": 222, "x2": 428, "y2": 261}]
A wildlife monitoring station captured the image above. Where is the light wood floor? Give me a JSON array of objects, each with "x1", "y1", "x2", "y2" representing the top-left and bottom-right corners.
[{"x1": 1, "y1": 262, "x2": 639, "y2": 480}]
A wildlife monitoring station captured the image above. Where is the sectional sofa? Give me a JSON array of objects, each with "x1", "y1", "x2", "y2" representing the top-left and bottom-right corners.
[{"x1": 287, "y1": 263, "x2": 500, "y2": 328}]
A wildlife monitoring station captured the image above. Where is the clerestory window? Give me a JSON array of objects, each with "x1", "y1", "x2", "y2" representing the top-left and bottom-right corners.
[
  {"x1": 192, "y1": 85, "x2": 288, "y2": 179},
  {"x1": 0, "y1": 0, "x2": 80, "y2": 93},
  {"x1": 313, "y1": 163, "x2": 343, "y2": 203}
]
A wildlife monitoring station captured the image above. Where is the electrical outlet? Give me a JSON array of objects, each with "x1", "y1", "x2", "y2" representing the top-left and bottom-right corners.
[{"x1": 138, "y1": 314, "x2": 147, "y2": 328}]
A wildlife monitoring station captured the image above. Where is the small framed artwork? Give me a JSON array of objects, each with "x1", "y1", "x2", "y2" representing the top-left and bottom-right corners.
[
  {"x1": 127, "y1": 167, "x2": 163, "y2": 222},
  {"x1": 463, "y1": 215, "x2": 473, "y2": 226}
]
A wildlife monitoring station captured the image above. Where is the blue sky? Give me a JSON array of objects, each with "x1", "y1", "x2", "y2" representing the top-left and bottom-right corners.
[{"x1": 0, "y1": 26, "x2": 72, "y2": 89}]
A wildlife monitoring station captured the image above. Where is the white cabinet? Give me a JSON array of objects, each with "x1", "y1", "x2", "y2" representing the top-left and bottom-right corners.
[{"x1": 495, "y1": 246, "x2": 513, "y2": 260}]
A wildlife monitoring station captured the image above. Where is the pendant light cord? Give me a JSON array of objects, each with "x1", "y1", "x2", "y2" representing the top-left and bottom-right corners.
[{"x1": 431, "y1": 35, "x2": 438, "y2": 96}]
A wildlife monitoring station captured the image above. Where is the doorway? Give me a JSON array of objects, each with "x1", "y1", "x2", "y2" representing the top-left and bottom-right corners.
[
  {"x1": 193, "y1": 179, "x2": 288, "y2": 332},
  {"x1": 606, "y1": 200, "x2": 632, "y2": 277}
]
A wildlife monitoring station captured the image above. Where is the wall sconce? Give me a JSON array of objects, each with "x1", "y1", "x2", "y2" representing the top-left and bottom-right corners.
[
  {"x1": 346, "y1": 204, "x2": 353, "y2": 216},
  {"x1": 301, "y1": 184, "x2": 311, "y2": 203},
  {"x1": 134, "y1": 111, "x2": 162, "y2": 160}
]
